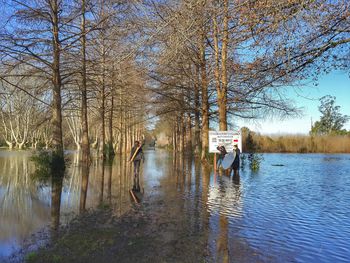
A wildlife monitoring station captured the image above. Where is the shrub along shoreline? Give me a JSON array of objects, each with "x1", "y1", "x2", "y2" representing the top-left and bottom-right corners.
[{"x1": 242, "y1": 134, "x2": 350, "y2": 153}]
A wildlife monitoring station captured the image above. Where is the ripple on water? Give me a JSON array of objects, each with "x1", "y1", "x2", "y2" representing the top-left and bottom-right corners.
[
  {"x1": 1, "y1": 152, "x2": 350, "y2": 263},
  {"x1": 216, "y1": 153, "x2": 350, "y2": 263}
]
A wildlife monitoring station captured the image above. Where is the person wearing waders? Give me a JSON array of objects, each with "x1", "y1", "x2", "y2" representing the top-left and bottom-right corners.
[
  {"x1": 129, "y1": 141, "x2": 144, "y2": 192},
  {"x1": 216, "y1": 145, "x2": 227, "y2": 171},
  {"x1": 231, "y1": 144, "x2": 241, "y2": 178}
]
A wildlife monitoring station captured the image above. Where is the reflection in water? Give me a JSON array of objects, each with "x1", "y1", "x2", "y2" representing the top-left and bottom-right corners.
[
  {"x1": 215, "y1": 172, "x2": 241, "y2": 263},
  {"x1": 0, "y1": 151, "x2": 136, "y2": 258},
  {"x1": 99, "y1": 159, "x2": 105, "y2": 205},
  {"x1": 201, "y1": 163, "x2": 211, "y2": 258},
  {"x1": 0, "y1": 152, "x2": 49, "y2": 258},
  {"x1": 217, "y1": 215, "x2": 229, "y2": 263},
  {"x1": 79, "y1": 162, "x2": 90, "y2": 213},
  {"x1": 2, "y1": 151, "x2": 350, "y2": 262},
  {"x1": 51, "y1": 175, "x2": 63, "y2": 231},
  {"x1": 107, "y1": 161, "x2": 112, "y2": 205}
]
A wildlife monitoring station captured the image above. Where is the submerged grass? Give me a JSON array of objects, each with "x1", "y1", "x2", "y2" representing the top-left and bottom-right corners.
[{"x1": 22, "y1": 208, "x2": 156, "y2": 263}]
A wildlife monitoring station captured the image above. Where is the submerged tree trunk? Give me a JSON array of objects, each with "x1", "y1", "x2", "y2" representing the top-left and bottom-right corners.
[
  {"x1": 50, "y1": 0, "x2": 65, "y2": 227},
  {"x1": 81, "y1": 0, "x2": 90, "y2": 164}
]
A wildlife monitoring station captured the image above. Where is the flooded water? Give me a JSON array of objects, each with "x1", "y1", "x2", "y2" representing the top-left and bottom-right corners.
[{"x1": 1, "y1": 150, "x2": 350, "y2": 262}]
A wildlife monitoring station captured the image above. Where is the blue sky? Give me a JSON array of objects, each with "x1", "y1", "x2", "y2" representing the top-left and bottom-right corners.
[{"x1": 238, "y1": 70, "x2": 350, "y2": 135}]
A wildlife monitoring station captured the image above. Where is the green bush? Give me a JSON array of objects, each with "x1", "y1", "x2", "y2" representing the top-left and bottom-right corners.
[
  {"x1": 30, "y1": 151, "x2": 66, "y2": 184},
  {"x1": 248, "y1": 153, "x2": 263, "y2": 171},
  {"x1": 25, "y1": 252, "x2": 38, "y2": 262}
]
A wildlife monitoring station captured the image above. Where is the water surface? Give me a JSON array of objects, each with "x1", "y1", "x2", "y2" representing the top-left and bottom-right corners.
[{"x1": 1, "y1": 150, "x2": 349, "y2": 262}]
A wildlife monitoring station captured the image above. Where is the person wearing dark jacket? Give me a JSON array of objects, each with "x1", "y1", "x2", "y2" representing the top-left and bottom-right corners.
[
  {"x1": 129, "y1": 141, "x2": 144, "y2": 191},
  {"x1": 231, "y1": 144, "x2": 240, "y2": 177}
]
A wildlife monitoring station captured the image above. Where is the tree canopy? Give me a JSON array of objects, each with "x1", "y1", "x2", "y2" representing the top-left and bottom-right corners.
[{"x1": 310, "y1": 95, "x2": 349, "y2": 135}]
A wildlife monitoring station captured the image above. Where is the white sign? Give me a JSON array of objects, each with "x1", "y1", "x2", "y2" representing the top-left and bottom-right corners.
[{"x1": 209, "y1": 130, "x2": 242, "y2": 153}]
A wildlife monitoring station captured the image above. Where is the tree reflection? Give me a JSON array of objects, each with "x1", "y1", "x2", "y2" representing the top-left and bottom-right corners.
[
  {"x1": 79, "y1": 161, "x2": 90, "y2": 213},
  {"x1": 99, "y1": 159, "x2": 105, "y2": 205},
  {"x1": 217, "y1": 178, "x2": 230, "y2": 263},
  {"x1": 217, "y1": 214, "x2": 229, "y2": 263},
  {"x1": 201, "y1": 164, "x2": 211, "y2": 225},
  {"x1": 29, "y1": 151, "x2": 65, "y2": 233},
  {"x1": 51, "y1": 175, "x2": 63, "y2": 231},
  {"x1": 107, "y1": 160, "x2": 113, "y2": 205},
  {"x1": 0, "y1": 152, "x2": 49, "y2": 242},
  {"x1": 232, "y1": 172, "x2": 240, "y2": 185}
]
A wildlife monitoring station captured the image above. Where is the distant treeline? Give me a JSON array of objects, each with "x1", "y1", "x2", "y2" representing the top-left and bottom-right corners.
[{"x1": 242, "y1": 134, "x2": 350, "y2": 153}]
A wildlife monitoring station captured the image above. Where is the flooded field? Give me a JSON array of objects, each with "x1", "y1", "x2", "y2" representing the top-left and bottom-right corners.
[{"x1": 1, "y1": 150, "x2": 350, "y2": 262}]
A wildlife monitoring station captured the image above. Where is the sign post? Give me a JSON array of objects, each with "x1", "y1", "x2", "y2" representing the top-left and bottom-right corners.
[
  {"x1": 214, "y1": 153, "x2": 217, "y2": 172},
  {"x1": 209, "y1": 130, "x2": 242, "y2": 153}
]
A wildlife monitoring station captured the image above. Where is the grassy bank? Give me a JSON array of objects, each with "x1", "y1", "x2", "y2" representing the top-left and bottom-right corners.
[{"x1": 243, "y1": 134, "x2": 350, "y2": 153}]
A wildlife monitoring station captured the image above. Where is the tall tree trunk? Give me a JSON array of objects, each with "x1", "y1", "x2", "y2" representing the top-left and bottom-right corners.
[
  {"x1": 119, "y1": 88, "x2": 123, "y2": 154},
  {"x1": 51, "y1": 0, "x2": 64, "y2": 159},
  {"x1": 194, "y1": 67, "x2": 201, "y2": 156},
  {"x1": 81, "y1": 0, "x2": 90, "y2": 164},
  {"x1": 213, "y1": 1, "x2": 228, "y2": 131},
  {"x1": 200, "y1": 32, "x2": 209, "y2": 161},
  {"x1": 98, "y1": 88, "x2": 105, "y2": 159},
  {"x1": 176, "y1": 116, "x2": 181, "y2": 152},
  {"x1": 180, "y1": 113, "x2": 185, "y2": 154},
  {"x1": 172, "y1": 123, "x2": 177, "y2": 154},
  {"x1": 220, "y1": 0, "x2": 229, "y2": 131},
  {"x1": 186, "y1": 113, "x2": 192, "y2": 154},
  {"x1": 107, "y1": 95, "x2": 115, "y2": 159},
  {"x1": 123, "y1": 110, "x2": 127, "y2": 154},
  {"x1": 98, "y1": 16, "x2": 107, "y2": 159}
]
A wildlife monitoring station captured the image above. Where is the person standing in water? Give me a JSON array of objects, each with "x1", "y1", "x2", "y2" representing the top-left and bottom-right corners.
[
  {"x1": 231, "y1": 144, "x2": 241, "y2": 177},
  {"x1": 216, "y1": 145, "x2": 227, "y2": 171},
  {"x1": 129, "y1": 140, "x2": 144, "y2": 192}
]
